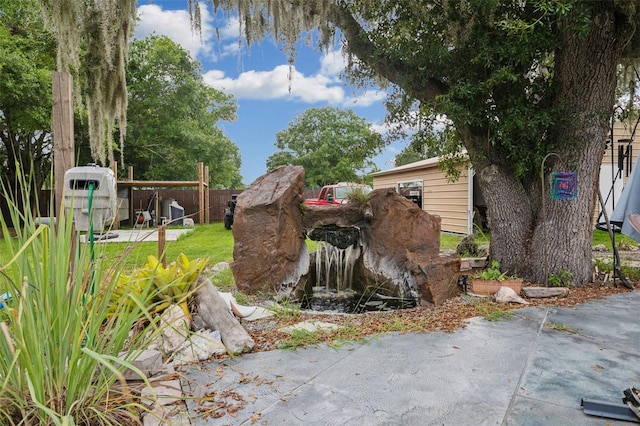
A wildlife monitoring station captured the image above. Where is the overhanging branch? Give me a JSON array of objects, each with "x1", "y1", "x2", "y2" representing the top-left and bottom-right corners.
[{"x1": 328, "y1": 3, "x2": 448, "y2": 103}]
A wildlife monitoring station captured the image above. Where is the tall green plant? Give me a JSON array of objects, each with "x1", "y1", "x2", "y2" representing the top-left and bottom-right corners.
[{"x1": 0, "y1": 168, "x2": 160, "y2": 425}]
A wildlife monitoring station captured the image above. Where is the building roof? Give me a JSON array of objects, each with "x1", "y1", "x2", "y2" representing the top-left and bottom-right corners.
[{"x1": 371, "y1": 156, "x2": 441, "y2": 177}]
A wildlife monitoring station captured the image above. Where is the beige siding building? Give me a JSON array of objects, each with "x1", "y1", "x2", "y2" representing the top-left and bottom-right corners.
[
  {"x1": 372, "y1": 121, "x2": 640, "y2": 234},
  {"x1": 371, "y1": 157, "x2": 480, "y2": 234}
]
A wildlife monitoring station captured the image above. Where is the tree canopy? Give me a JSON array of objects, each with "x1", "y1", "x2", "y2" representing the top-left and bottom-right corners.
[
  {"x1": 75, "y1": 35, "x2": 242, "y2": 188},
  {"x1": 193, "y1": 0, "x2": 640, "y2": 285},
  {"x1": 266, "y1": 107, "x2": 383, "y2": 187},
  {"x1": 0, "y1": 0, "x2": 56, "y2": 193}
]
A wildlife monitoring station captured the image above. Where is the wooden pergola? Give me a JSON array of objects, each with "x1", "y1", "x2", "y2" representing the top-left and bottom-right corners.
[{"x1": 112, "y1": 162, "x2": 210, "y2": 229}]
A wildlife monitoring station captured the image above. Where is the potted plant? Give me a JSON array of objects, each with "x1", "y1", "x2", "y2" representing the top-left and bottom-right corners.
[{"x1": 471, "y1": 260, "x2": 523, "y2": 295}]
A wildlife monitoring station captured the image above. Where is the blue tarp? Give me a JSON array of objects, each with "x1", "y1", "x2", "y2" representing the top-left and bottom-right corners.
[{"x1": 611, "y1": 153, "x2": 640, "y2": 242}]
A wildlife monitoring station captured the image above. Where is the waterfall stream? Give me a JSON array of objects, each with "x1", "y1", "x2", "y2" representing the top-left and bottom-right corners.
[
  {"x1": 306, "y1": 226, "x2": 418, "y2": 313},
  {"x1": 314, "y1": 242, "x2": 361, "y2": 292}
]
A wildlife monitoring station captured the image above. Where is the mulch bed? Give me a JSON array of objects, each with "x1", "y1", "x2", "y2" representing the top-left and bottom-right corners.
[{"x1": 236, "y1": 281, "x2": 638, "y2": 354}]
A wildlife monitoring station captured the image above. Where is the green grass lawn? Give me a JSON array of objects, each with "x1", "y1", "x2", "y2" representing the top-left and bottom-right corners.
[
  {"x1": 0, "y1": 224, "x2": 636, "y2": 272},
  {"x1": 96, "y1": 223, "x2": 234, "y2": 270},
  {"x1": 592, "y1": 228, "x2": 638, "y2": 247}
]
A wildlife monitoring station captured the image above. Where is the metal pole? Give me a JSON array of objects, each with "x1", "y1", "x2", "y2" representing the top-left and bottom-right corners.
[{"x1": 541, "y1": 153, "x2": 559, "y2": 286}]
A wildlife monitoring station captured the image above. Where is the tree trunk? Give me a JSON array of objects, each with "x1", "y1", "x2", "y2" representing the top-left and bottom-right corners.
[
  {"x1": 475, "y1": 162, "x2": 534, "y2": 278},
  {"x1": 473, "y1": 4, "x2": 629, "y2": 286},
  {"x1": 532, "y1": 5, "x2": 623, "y2": 285}
]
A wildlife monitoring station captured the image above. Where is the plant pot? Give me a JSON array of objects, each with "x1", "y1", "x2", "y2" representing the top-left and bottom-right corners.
[{"x1": 471, "y1": 279, "x2": 523, "y2": 296}]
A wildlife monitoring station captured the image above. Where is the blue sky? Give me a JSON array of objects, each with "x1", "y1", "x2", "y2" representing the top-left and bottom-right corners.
[{"x1": 134, "y1": 2, "x2": 405, "y2": 186}]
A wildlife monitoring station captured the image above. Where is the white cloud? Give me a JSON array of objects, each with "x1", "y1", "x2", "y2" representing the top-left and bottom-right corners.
[
  {"x1": 319, "y1": 48, "x2": 347, "y2": 77},
  {"x1": 135, "y1": 4, "x2": 235, "y2": 62},
  {"x1": 204, "y1": 65, "x2": 345, "y2": 103},
  {"x1": 204, "y1": 47, "x2": 386, "y2": 107},
  {"x1": 135, "y1": 6, "x2": 386, "y2": 108},
  {"x1": 218, "y1": 15, "x2": 241, "y2": 40},
  {"x1": 370, "y1": 122, "x2": 391, "y2": 135},
  {"x1": 344, "y1": 90, "x2": 387, "y2": 107}
]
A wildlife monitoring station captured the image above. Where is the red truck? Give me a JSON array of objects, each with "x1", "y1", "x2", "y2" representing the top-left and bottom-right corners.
[{"x1": 305, "y1": 182, "x2": 373, "y2": 206}]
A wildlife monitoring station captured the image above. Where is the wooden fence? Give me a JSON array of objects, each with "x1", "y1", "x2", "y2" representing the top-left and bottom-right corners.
[{"x1": 28, "y1": 188, "x2": 321, "y2": 225}]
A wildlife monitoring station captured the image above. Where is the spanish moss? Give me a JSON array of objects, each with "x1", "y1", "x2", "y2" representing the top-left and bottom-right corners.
[{"x1": 39, "y1": 0, "x2": 136, "y2": 165}]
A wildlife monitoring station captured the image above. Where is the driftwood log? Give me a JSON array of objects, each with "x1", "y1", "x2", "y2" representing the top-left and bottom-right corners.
[
  {"x1": 521, "y1": 287, "x2": 569, "y2": 299},
  {"x1": 194, "y1": 277, "x2": 255, "y2": 354}
]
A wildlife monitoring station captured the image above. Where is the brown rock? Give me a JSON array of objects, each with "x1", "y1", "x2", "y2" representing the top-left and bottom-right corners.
[
  {"x1": 230, "y1": 165, "x2": 308, "y2": 295},
  {"x1": 357, "y1": 189, "x2": 445, "y2": 302},
  {"x1": 302, "y1": 204, "x2": 363, "y2": 230},
  {"x1": 419, "y1": 253, "x2": 462, "y2": 305}
]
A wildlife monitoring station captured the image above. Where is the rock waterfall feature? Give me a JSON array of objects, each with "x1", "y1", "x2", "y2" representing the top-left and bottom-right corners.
[{"x1": 230, "y1": 165, "x2": 460, "y2": 307}]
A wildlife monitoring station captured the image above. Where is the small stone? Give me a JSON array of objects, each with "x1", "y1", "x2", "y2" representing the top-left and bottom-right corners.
[
  {"x1": 141, "y1": 379, "x2": 182, "y2": 407},
  {"x1": 170, "y1": 329, "x2": 226, "y2": 365},
  {"x1": 156, "y1": 304, "x2": 190, "y2": 355},
  {"x1": 279, "y1": 321, "x2": 342, "y2": 334},
  {"x1": 494, "y1": 286, "x2": 529, "y2": 304},
  {"x1": 117, "y1": 349, "x2": 163, "y2": 381},
  {"x1": 208, "y1": 261, "x2": 230, "y2": 276},
  {"x1": 142, "y1": 402, "x2": 191, "y2": 426}
]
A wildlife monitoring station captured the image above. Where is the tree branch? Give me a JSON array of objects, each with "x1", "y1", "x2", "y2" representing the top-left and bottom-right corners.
[{"x1": 328, "y1": 3, "x2": 448, "y2": 103}]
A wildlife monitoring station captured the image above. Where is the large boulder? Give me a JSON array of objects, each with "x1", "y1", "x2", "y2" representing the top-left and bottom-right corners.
[
  {"x1": 358, "y1": 189, "x2": 459, "y2": 304},
  {"x1": 230, "y1": 165, "x2": 309, "y2": 295}
]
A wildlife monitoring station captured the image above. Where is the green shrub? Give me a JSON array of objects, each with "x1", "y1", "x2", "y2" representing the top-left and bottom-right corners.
[
  {"x1": 474, "y1": 260, "x2": 507, "y2": 281},
  {"x1": 548, "y1": 269, "x2": 573, "y2": 287}
]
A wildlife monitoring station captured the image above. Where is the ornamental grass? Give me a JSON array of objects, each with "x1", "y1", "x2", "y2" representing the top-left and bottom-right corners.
[{"x1": 0, "y1": 168, "x2": 161, "y2": 425}]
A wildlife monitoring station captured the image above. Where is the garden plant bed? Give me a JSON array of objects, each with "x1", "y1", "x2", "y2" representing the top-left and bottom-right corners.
[{"x1": 227, "y1": 282, "x2": 638, "y2": 354}]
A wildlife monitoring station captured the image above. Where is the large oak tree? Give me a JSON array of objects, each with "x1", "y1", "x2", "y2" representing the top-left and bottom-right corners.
[
  {"x1": 197, "y1": 0, "x2": 640, "y2": 285},
  {"x1": 46, "y1": 0, "x2": 640, "y2": 284}
]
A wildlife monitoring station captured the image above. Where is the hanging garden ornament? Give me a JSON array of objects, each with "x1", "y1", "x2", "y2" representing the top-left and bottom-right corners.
[{"x1": 549, "y1": 172, "x2": 578, "y2": 199}]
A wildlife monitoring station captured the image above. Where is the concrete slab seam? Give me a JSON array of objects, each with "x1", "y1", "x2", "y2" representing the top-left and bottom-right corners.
[{"x1": 501, "y1": 306, "x2": 551, "y2": 425}]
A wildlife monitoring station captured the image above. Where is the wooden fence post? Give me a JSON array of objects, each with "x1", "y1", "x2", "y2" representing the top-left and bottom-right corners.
[
  {"x1": 205, "y1": 165, "x2": 210, "y2": 224},
  {"x1": 198, "y1": 162, "x2": 204, "y2": 224},
  {"x1": 158, "y1": 226, "x2": 166, "y2": 268},
  {"x1": 52, "y1": 72, "x2": 75, "y2": 218}
]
